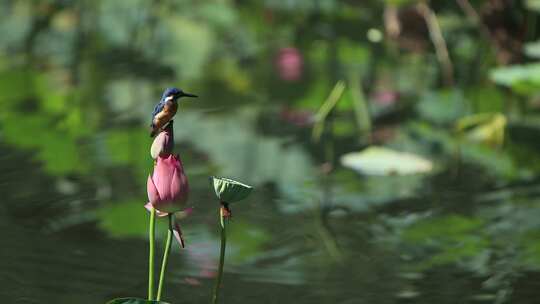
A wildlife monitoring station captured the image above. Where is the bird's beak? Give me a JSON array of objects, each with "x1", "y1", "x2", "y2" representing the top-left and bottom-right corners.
[{"x1": 180, "y1": 92, "x2": 198, "y2": 98}]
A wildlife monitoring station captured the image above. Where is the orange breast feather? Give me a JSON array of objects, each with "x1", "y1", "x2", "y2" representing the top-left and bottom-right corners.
[{"x1": 153, "y1": 101, "x2": 178, "y2": 130}]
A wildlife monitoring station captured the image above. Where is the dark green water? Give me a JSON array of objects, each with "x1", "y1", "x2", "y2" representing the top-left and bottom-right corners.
[
  {"x1": 2, "y1": 103, "x2": 540, "y2": 303},
  {"x1": 2, "y1": 1, "x2": 540, "y2": 303}
]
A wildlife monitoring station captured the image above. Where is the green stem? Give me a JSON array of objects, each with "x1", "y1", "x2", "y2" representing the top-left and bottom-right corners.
[
  {"x1": 157, "y1": 215, "x2": 173, "y2": 301},
  {"x1": 212, "y1": 208, "x2": 227, "y2": 304},
  {"x1": 148, "y1": 207, "x2": 156, "y2": 301}
]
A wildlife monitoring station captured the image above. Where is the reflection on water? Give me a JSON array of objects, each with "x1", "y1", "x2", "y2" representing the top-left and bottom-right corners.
[
  {"x1": 2, "y1": 1, "x2": 540, "y2": 304},
  {"x1": 3, "y1": 145, "x2": 538, "y2": 303}
]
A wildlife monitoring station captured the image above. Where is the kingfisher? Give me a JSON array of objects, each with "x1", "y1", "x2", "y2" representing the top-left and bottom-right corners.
[{"x1": 150, "y1": 87, "x2": 197, "y2": 137}]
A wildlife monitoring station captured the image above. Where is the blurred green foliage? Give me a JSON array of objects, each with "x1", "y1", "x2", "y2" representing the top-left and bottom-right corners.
[{"x1": 3, "y1": 0, "x2": 540, "y2": 303}]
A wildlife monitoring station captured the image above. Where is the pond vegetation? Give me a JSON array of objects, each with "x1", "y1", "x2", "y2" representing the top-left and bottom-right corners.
[{"x1": 2, "y1": 1, "x2": 540, "y2": 303}]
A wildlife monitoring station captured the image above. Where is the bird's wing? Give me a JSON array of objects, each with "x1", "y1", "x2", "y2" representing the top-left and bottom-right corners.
[{"x1": 150, "y1": 101, "x2": 165, "y2": 126}]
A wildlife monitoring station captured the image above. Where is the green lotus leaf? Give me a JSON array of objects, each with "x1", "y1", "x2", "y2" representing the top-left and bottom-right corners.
[
  {"x1": 106, "y1": 298, "x2": 169, "y2": 304},
  {"x1": 341, "y1": 146, "x2": 433, "y2": 176},
  {"x1": 211, "y1": 176, "x2": 253, "y2": 203}
]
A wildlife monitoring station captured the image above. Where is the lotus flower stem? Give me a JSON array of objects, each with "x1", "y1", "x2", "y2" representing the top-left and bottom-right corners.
[
  {"x1": 148, "y1": 207, "x2": 156, "y2": 300},
  {"x1": 157, "y1": 214, "x2": 174, "y2": 301},
  {"x1": 211, "y1": 206, "x2": 228, "y2": 304}
]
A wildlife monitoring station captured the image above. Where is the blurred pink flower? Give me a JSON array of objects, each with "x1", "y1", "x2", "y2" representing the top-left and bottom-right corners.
[
  {"x1": 185, "y1": 240, "x2": 218, "y2": 280},
  {"x1": 276, "y1": 47, "x2": 303, "y2": 82},
  {"x1": 373, "y1": 90, "x2": 399, "y2": 106},
  {"x1": 184, "y1": 277, "x2": 202, "y2": 286},
  {"x1": 279, "y1": 107, "x2": 315, "y2": 127}
]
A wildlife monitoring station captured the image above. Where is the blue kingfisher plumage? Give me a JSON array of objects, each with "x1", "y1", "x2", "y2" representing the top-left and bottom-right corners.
[{"x1": 150, "y1": 87, "x2": 197, "y2": 137}]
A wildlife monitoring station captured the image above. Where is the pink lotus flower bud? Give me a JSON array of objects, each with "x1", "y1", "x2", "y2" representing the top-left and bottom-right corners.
[
  {"x1": 147, "y1": 154, "x2": 189, "y2": 214},
  {"x1": 150, "y1": 123, "x2": 174, "y2": 159},
  {"x1": 146, "y1": 153, "x2": 190, "y2": 248}
]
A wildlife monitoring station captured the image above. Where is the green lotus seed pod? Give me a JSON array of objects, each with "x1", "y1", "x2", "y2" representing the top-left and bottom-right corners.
[{"x1": 211, "y1": 176, "x2": 253, "y2": 203}]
